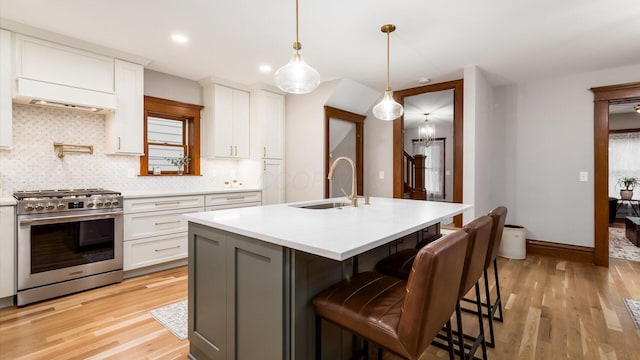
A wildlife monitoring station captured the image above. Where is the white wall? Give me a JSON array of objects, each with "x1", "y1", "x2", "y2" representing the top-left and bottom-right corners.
[
  {"x1": 285, "y1": 80, "x2": 341, "y2": 202},
  {"x1": 363, "y1": 107, "x2": 394, "y2": 197},
  {"x1": 505, "y1": 63, "x2": 640, "y2": 247},
  {"x1": 610, "y1": 111, "x2": 640, "y2": 130}
]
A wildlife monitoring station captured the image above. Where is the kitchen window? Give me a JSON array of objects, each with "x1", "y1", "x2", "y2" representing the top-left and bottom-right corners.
[{"x1": 140, "y1": 96, "x2": 203, "y2": 176}]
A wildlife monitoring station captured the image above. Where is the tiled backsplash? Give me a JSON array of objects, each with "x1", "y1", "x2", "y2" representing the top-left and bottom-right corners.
[{"x1": 0, "y1": 104, "x2": 260, "y2": 196}]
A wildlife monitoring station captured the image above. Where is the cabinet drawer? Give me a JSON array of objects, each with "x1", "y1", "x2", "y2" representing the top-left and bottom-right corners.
[
  {"x1": 205, "y1": 191, "x2": 261, "y2": 207},
  {"x1": 124, "y1": 233, "x2": 187, "y2": 271},
  {"x1": 124, "y1": 207, "x2": 203, "y2": 240},
  {"x1": 124, "y1": 195, "x2": 204, "y2": 213},
  {"x1": 205, "y1": 202, "x2": 261, "y2": 212}
]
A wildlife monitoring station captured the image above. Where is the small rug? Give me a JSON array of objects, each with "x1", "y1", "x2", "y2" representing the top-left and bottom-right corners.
[
  {"x1": 609, "y1": 228, "x2": 640, "y2": 261},
  {"x1": 149, "y1": 300, "x2": 188, "y2": 340},
  {"x1": 624, "y1": 298, "x2": 640, "y2": 330}
]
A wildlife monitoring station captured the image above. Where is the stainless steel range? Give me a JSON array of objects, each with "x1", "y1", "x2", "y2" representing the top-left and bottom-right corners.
[{"x1": 14, "y1": 189, "x2": 123, "y2": 306}]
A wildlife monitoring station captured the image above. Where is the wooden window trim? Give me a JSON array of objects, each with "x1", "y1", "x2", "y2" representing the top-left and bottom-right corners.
[{"x1": 141, "y1": 96, "x2": 204, "y2": 176}]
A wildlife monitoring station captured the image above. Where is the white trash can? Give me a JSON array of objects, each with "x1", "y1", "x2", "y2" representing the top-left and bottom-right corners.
[{"x1": 499, "y1": 225, "x2": 526, "y2": 260}]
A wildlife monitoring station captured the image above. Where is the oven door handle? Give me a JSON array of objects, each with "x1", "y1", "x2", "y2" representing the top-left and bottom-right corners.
[{"x1": 19, "y1": 211, "x2": 123, "y2": 226}]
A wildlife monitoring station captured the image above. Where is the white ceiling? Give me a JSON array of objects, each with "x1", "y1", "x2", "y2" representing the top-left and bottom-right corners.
[{"x1": 1, "y1": 0, "x2": 639, "y2": 92}]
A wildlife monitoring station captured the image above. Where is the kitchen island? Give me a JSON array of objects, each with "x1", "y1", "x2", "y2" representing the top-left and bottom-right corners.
[{"x1": 184, "y1": 197, "x2": 471, "y2": 360}]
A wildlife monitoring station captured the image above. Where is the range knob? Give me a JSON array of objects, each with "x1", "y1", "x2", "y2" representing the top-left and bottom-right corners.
[
  {"x1": 35, "y1": 203, "x2": 45, "y2": 211},
  {"x1": 104, "y1": 200, "x2": 112, "y2": 207},
  {"x1": 56, "y1": 203, "x2": 65, "y2": 210},
  {"x1": 87, "y1": 202, "x2": 95, "y2": 208},
  {"x1": 25, "y1": 204, "x2": 35, "y2": 212},
  {"x1": 95, "y1": 201, "x2": 104, "y2": 208},
  {"x1": 45, "y1": 203, "x2": 55, "y2": 210},
  {"x1": 112, "y1": 200, "x2": 120, "y2": 207}
]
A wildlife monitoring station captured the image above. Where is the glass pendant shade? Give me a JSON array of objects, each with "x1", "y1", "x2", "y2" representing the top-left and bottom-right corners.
[
  {"x1": 373, "y1": 90, "x2": 404, "y2": 121},
  {"x1": 274, "y1": 50, "x2": 320, "y2": 94},
  {"x1": 418, "y1": 121, "x2": 435, "y2": 147}
]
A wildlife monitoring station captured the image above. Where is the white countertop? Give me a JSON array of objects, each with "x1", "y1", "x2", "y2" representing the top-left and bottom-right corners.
[
  {"x1": 0, "y1": 197, "x2": 16, "y2": 206},
  {"x1": 121, "y1": 187, "x2": 261, "y2": 199},
  {"x1": 184, "y1": 197, "x2": 472, "y2": 261}
]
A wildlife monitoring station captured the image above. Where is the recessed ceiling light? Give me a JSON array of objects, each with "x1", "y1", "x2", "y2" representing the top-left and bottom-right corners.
[
  {"x1": 171, "y1": 34, "x2": 189, "y2": 44},
  {"x1": 417, "y1": 77, "x2": 431, "y2": 84},
  {"x1": 259, "y1": 65, "x2": 272, "y2": 73}
]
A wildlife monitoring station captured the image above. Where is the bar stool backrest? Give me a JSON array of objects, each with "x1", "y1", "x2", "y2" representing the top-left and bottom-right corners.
[
  {"x1": 397, "y1": 230, "x2": 469, "y2": 358},
  {"x1": 485, "y1": 206, "x2": 508, "y2": 268},
  {"x1": 460, "y1": 216, "x2": 493, "y2": 297}
]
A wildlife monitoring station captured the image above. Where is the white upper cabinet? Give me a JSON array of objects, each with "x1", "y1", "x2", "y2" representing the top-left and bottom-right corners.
[
  {"x1": 13, "y1": 34, "x2": 116, "y2": 110},
  {"x1": 0, "y1": 29, "x2": 12, "y2": 150},
  {"x1": 105, "y1": 59, "x2": 144, "y2": 155},
  {"x1": 251, "y1": 89, "x2": 285, "y2": 159},
  {"x1": 202, "y1": 83, "x2": 250, "y2": 159}
]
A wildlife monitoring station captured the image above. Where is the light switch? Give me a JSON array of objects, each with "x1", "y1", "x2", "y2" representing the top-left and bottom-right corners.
[
  {"x1": 579, "y1": 171, "x2": 588, "y2": 182},
  {"x1": 379, "y1": 171, "x2": 385, "y2": 179}
]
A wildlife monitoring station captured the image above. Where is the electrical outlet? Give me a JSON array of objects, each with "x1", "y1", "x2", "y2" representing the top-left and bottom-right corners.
[
  {"x1": 379, "y1": 171, "x2": 384, "y2": 179},
  {"x1": 127, "y1": 168, "x2": 135, "y2": 178}
]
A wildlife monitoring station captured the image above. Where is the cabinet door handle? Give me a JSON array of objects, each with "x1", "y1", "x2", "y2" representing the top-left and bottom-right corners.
[
  {"x1": 229, "y1": 145, "x2": 233, "y2": 156},
  {"x1": 154, "y1": 201, "x2": 181, "y2": 207},
  {"x1": 155, "y1": 245, "x2": 181, "y2": 252},
  {"x1": 118, "y1": 137, "x2": 121, "y2": 150},
  {"x1": 263, "y1": 146, "x2": 266, "y2": 157},
  {"x1": 154, "y1": 220, "x2": 181, "y2": 226},
  {"x1": 234, "y1": 146, "x2": 238, "y2": 156},
  {"x1": 264, "y1": 161, "x2": 266, "y2": 171}
]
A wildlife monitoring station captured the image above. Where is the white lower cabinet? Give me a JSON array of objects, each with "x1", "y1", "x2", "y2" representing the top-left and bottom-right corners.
[
  {"x1": 123, "y1": 195, "x2": 204, "y2": 271},
  {"x1": 124, "y1": 233, "x2": 187, "y2": 271},
  {"x1": 0, "y1": 205, "x2": 16, "y2": 298},
  {"x1": 123, "y1": 191, "x2": 261, "y2": 272}
]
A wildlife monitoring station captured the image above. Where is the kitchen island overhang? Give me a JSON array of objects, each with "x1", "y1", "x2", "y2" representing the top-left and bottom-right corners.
[
  {"x1": 184, "y1": 197, "x2": 472, "y2": 360},
  {"x1": 184, "y1": 197, "x2": 472, "y2": 261}
]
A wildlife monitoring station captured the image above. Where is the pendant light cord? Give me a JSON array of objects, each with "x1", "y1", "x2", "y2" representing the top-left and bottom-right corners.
[
  {"x1": 385, "y1": 30, "x2": 390, "y2": 91},
  {"x1": 294, "y1": 0, "x2": 301, "y2": 51}
]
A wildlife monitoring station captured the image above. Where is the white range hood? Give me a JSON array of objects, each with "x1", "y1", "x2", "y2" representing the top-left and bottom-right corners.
[{"x1": 14, "y1": 77, "x2": 116, "y2": 113}]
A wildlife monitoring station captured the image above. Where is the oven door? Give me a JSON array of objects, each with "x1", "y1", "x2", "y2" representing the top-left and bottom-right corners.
[{"x1": 17, "y1": 211, "x2": 123, "y2": 291}]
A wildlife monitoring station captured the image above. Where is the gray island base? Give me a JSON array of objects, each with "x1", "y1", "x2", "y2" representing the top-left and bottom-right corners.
[{"x1": 185, "y1": 197, "x2": 471, "y2": 359}]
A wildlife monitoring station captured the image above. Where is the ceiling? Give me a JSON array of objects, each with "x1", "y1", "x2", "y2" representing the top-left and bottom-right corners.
[{"x1": 1, "y1": 0, "x2": 639, "y2": 92}]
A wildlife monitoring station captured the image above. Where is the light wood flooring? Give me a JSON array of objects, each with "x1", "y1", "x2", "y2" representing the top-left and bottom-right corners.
[{"x1": 1, "y1": 255, "x2": 639, "y2": 360}]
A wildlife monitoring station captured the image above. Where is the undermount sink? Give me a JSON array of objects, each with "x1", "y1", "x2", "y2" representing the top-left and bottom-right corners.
[{"x1": 293, "y1": 201, "x2": 351, "y2": 210}]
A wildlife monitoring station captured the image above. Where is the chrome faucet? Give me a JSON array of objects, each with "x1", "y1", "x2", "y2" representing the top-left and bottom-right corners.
[{"x1": 327, "y1": 156, "x2": 358, "y2": 206}]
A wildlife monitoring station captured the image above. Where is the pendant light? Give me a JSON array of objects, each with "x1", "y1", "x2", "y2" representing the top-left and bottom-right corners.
[
  {"x1": 373, "y1": 24, "x2": 404, "y2": 121},
  {"x1": 418, "y1": 114, "x2": 435, "y2": 148},
  {"x1": 274, "y1": 0, "x2": 320, "y2": 94}
]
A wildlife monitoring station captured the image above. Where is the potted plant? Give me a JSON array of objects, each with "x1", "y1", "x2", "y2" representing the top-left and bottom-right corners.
[
  {"x1": 617, "y1": 176, "x2": 639, "y2": 200},
  {"x1": 165, "y1": 155, "x2": 190, "y2": 175}
]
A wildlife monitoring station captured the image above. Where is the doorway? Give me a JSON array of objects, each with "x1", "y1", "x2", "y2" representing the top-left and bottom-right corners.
[
  {"x1": 393, "y1": 80, "x2": 464, "y2": 227},
  {"x1": 591, "y1": 82, "x2": 640, "y2": 266}
]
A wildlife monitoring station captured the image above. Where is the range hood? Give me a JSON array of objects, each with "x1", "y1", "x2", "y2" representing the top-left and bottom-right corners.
[{"x1": 13, "y1": 77, "x2": 116, "y2": 113}]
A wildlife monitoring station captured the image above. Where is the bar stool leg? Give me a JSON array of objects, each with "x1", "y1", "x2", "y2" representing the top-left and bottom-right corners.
[
  {"x1": 475, "y1": 283, "x2": 488, "y2": 360},
  {"x1": 445, "y1": 320, "x2": 455, "y2": 360},
  {"x1": 315, "y1": 315, "x2": 321, "y2": 360},
  {"x1": 455, "y1": 303, "x2": 465, "y2": 360},
  {"x1": 493, "y1": 259, "x2": 504, "y2": 322},
  {"x1": 483, "y1": 269, "x2": 496, "y2": 348}
]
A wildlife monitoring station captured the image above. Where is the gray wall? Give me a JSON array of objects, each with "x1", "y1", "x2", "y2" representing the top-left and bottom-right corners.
[
  {"x1": 144, "y1": 69, "x2": 203, "y2": 105},
  {"x1": 501, "y1": 63, "x2": 640, "y2": 247}
]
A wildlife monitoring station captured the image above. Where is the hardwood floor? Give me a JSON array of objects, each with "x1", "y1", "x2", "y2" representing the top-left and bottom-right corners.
[
  {"x1": 1, "y1": 255, "x2": 639, "y2": 359},
  {"x1": 0, "y1": 267, "x2": 188, "y2": 359}
]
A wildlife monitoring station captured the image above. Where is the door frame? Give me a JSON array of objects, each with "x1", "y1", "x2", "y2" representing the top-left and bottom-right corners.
[
  {"x1": 591, "y1": 82, "x2": 640, "y2": 266},
  {"x1": 392, "y1": 79, "x2": 464, "y2": 227}
]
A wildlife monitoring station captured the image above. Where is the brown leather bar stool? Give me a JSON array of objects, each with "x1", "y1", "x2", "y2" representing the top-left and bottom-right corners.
[
  {"x1": 461, "y1": 206, "x2": 507, "y2": 348},
  {"x1": 313, "y1": 230, "x2": 469, "y2": 360},
  {"x1": 454, "y1": 215, "x2": 493, "y2": 360}
]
